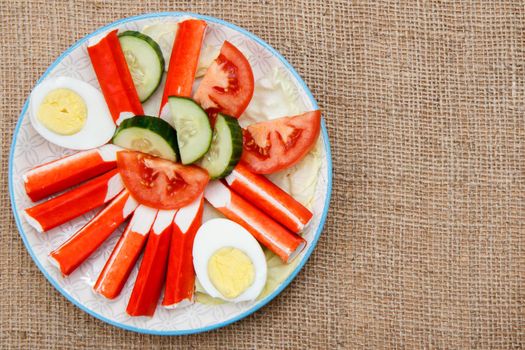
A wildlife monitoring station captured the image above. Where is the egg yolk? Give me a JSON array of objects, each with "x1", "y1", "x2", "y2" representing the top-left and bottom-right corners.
[
  {"x1": 208, "y1": 247, "x2": 255, "y2": 299},
  {"x1": 37, "y1": 88, "x2": 87, "y2": 135}
]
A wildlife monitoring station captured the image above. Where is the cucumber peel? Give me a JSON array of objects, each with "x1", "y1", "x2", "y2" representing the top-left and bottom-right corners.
[
  {"x1": 200, "y1": 114, "x2": 243, "y2": 179},
  {"x1": 118, "y1": 31, "x2": 165, "y2": 102},
  {"x1": 112, "y1": 115, "x2": 179, "y2": 161}
]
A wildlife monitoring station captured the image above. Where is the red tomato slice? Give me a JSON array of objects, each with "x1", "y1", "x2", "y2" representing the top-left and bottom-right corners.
[
  {"x1": 241, "y1": 110, "x2": 321, "y2": 174},
  {"x1": 117, "y1": 151, "x2": 209, "y2": 209},
  {"x1": 194, "y1": 41, "x2": 254, "y2": 119}
]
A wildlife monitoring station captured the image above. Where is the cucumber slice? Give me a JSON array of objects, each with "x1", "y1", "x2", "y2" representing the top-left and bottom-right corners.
[
  {"x1": 200, "y1": 114, "x2": 243, "y2": 179},
  {"x1": 113, "y1": 115, "x2": 179, "y2": 161},
  {"x1": 169, "y1": 97, "x2": 212, "y2": 164},
  {"x1": 118, "y1": 31, "x2": 165, "y2": 102}
]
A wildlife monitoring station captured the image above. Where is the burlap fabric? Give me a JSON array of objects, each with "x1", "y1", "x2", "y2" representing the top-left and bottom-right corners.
[{"x1": 1, "y1": 1, "x2": 523, "y2": 348}]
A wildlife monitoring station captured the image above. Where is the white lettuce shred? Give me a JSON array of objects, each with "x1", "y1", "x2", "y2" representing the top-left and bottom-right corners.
[
  {"x1": 240, "y1": 68, "x2": 302, "y2": 127},
  {"x1": 267, "y1": 139, "x2": 322, "y2": 210},
  {"x1": 141, "y1": 22, "x2": 179, "y2": 69},
  {"x1": 195, "y1": 45, "x2": 220, "y2": 78}
]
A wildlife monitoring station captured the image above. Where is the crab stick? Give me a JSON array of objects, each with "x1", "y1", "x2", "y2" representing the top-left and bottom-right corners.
[
  {"x1": 93, "y1": 205, "x2": 158, "y2": 299},
  {"x1": 49, "y1": 190, "x2": 138, "y2": 276},
  {"x1": 159, "y1": 19, "x2": 207, "y2": 117},
  {"x1": 225, "y1": 164, "x2": 313, "y2": 233},
  {"x1": 162, "y1": 195, "x2": 203, "y2": 309},
  {"x1": 23, "y1": 145, "x2": 121, "y2": 202},
  {"x1": 88, "y1": 29, "x2": 143, "y2": 124},
  {"x1": 204, "y1": 181, "x2": 306, "y2": 263},
  {"x1": 127, "y1": 210, "x2": 176, "y2": 317},
  {"x1": 24, "y1": 169, "x2": 123, "y2": 232}
]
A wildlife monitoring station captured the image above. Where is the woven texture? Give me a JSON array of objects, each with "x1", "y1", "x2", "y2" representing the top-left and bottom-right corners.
[{"x1": 1, "y1": 1, "x2": 523, "y2": 348}]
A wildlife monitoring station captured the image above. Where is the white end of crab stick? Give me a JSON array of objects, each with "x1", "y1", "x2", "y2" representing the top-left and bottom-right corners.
[
  {"x1": 163, "y1": 194, "x2": 204, "y2": 309},
  {"x1": 87, "y1": 29, "x2": 114, "y2": 47},
  {"x1": 94, "y1": 205, "x2": 158, "y2": 299},
  {"x1": 131, "y1": 206, "x2": 158, "y2": 235},
  {"x1": 106, "y1": 171, "x2": 126, "y2": 202},
  {"x1": 115, "y1": 112, "x2": 135, "y2": 126},
  {"x1": 152, "y1": 209, "x2": 177, "y2": 234},
  {"x1": 225, "y1": 164, "x2": 313, "y2": 233},
  {"x1": 49, "y1": 190, "x2": 138, "y2": 276},
  {"x1": 158, "y1": 103, "x2": 171, "y2": 120},
  {"x1": 23, "y1": 211, "x2": 43, "y2": 233},
  {"x1": 23, "y1": 144, "x2": 122, "y2": 202},
  {"x1": 174, "y1": 194, "x2": 203, "y2": 233},
  {"x1": 24, "y1": 169, "x2": 124, "y2": 233},
  {"x1": 98, "y1": 144, "x2": 122, "y2": 161},
  {"x1": 127, "y1": 210, "x2": 176, "y2": 317},
  {"x1": 204, "y1": 181, "x2": 306, "y2": 263}
]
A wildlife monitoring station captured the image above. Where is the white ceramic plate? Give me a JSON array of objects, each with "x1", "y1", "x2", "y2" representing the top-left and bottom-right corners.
[{"x1": 9, "y1": 12, "x2": 332, "y2": 335}]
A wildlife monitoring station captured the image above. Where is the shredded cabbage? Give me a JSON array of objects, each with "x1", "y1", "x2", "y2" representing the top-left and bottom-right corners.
[
  {"x1": 195, "y1": 46, "x2": 220, "y2": 78},
  {"x1": 267, "y1": 139, "x2": 322, "y2": 209},
  {"x1": 240, "y1": 68, "x2": 302, "y2": 127},
  {"x1": 141, "y1": 22, "x2": 179, "y2": 69},
  {"x1": 195, "y1": 279, "x2": 226, "y2": 305}
]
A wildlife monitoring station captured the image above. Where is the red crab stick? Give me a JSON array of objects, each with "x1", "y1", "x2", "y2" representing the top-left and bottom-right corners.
[
  {"x1": 204, "y1": 181, "x2": 306, "y2": 263},
  {"x1": 88, "y1": 29, "x2": 144, "y2": 124},
  {"x1": 23, "y1": 145, "x2": 121, "y2": 202},
  {"x1": 159, "y1": 19, "x2": 207, "y2": 117},
  {"x1": 163, "y1": 195, "x2": 203, "y2": 309},
  {"x1": 225, "y1": 163, "x2": 313, "y2": 233},
  {"x1": 49, "y1": 189, "x2": 138, "y2": 276},
  {"x1": 93, "y1": 205, "x2": 158, "y2": 299},
  {"x1": 24, "y1": 169, "x2": 124, "y2": 232},
  {"x1": 127, "y1": 210, "x2": 176, "y2": 317}
]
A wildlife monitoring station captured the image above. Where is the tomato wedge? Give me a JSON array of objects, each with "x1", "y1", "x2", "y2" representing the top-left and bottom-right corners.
[
  {"x1": 194, "y1": 41, "x2": 254, "y2": 119},
  {"x1": 240, "y1": 110, "x2": 321, "y2": 174},
  {"x1": 117, "y1": 151, "x2": 209, "y2": 209}
]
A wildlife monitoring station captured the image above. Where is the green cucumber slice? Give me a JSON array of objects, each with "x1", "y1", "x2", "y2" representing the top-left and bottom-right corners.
[
  {"x1": 169, "y1": 96, "x2": 212, "y2": 164},
  {"x1": 112, "y1": 115, "x2": 179, "y2": 161},
  {"x1": 118, "y1": 31, "x2": 165, "y2": 102},
  {"x1": 200, "y1": 114, "x2": 243, "y2": 179}
]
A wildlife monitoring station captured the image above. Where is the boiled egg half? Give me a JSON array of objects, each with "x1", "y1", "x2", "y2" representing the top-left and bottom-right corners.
[
  {"x1": 193, "y1": 218, "x2": 267, "y2": 302},
  {"x1": 30, "y1": 76, "x2": 115, "y2": 150}
]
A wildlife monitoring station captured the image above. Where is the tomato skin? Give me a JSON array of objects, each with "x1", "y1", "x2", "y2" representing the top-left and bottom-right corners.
[
  {"x1": 117, "y1": 151, "x2": 209, "y2": 209},
  {"x1": 194, "y1": 41, "x2": 254, "y2": 118},
  {"x1": 240, "y1": 110, "x2": 321, "y2": 174}
]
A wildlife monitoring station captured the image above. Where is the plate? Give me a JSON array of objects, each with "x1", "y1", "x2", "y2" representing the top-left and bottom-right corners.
[{"x1": 9, "y1": 12, "x2": 332, "y2": 335}]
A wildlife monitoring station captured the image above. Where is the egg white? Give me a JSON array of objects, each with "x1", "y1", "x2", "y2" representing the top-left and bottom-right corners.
[
  {"x1": 193, "y1": 218, "x2": 268, "y2": 302},
  {"x1": 29, "y1": 76, "x2": 115, "y2": 150}
]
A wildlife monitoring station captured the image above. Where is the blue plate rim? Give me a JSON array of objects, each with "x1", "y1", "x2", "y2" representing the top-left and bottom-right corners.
[{"x1": 8, "y1": 11, "x2": 333, "y2": 336}]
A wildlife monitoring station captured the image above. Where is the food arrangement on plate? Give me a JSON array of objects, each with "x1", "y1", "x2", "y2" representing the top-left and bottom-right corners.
[{"x1": 11, "y1": 13, "x2": 331, "y2": 333}]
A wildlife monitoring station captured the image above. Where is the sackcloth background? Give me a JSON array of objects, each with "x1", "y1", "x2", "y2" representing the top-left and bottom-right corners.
[{"x1": 1, "y1": 1, "x2": 523, "y2": 349}]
